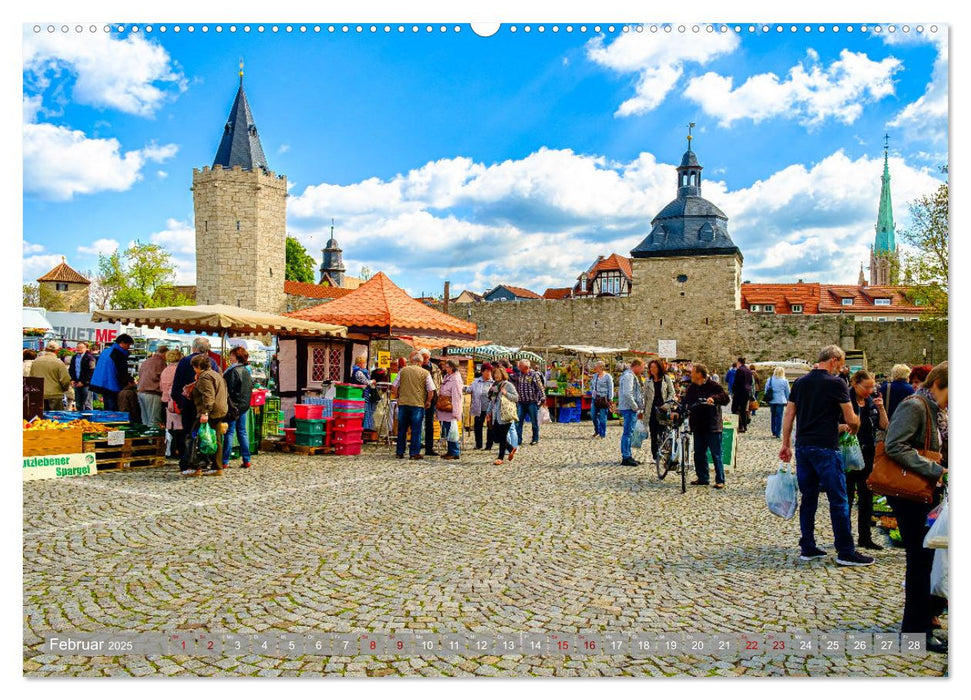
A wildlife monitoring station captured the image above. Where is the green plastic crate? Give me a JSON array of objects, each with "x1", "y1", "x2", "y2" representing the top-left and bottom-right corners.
[
  {"x1": 296, "y1": 418, "x2": 327, "y2": 435},
  {"x1": 336, "y1": 385, "x2": 365, "y2": 400},
  {"x1": 295, "y1": 432, "x2": 325, "y2": 447}
]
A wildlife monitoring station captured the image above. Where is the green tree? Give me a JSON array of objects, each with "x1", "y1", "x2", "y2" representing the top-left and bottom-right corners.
[
  {"x1": 901, "y1": 166, "x2": 948, "y2": 316},
  {"x1": 23, "y1": 283, "x2": 39, "y2": 307},
  {"x1": 286, "y1": 235, "x2": 316, "y2": 283},
  {"x1": 23, "y1": 283, "x2": 67, "y2": 311},
  {"x1": 95, "y1": 243, "x2": 192, "y2": 309}
]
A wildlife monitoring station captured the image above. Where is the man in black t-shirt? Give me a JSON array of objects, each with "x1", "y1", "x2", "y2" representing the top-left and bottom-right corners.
[{"x1": 780, "y1": 345, "x2": 873, "y2": 567}]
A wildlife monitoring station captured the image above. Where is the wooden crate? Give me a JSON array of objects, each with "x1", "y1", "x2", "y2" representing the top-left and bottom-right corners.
[
  {"x1": 84, "y1": 434, "x2": 166, "y2": 471},
  {"x1": 23, "y1": 428, "x2": 83, "y2": 457},
  {"x1": 274, "y1": 442, "x2": 332, "y2": 456}
]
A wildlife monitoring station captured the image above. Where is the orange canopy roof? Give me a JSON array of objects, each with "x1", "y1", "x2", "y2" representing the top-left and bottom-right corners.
[
  {"x1": 287, "y1": 272, "x2": 478, "y2": 339},
  {"x1": 283, "y1": 280, "x2": 354, "y2": 299}
]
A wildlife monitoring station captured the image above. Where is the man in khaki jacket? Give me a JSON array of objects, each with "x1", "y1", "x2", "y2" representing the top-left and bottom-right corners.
[
  {"x1": 393, "y1": 352, "x2": 435, "y2": 460},
  {"x1": 30, "y1": 343, "x2": 73, "y2": 411}
]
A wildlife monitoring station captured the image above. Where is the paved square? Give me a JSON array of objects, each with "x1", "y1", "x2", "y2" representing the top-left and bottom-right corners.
[{"x1": 23, "y1": 412, "x2": 947, "y2": 676}]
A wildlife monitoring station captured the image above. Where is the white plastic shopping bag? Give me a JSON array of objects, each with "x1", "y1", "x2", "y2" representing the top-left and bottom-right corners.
[
  {"x1": 538, "y1": 405, "x2": 552, "y2": 425},
  {"x1": 447, "y1": 421, "x2": 459, "y2": 442},
  {"x1": 507, "y1": 423, "x2": 519, "y2": 449},
  {"x1": 923, "y1": 497, "x2": 949, "y2": 549},
  {"x1": 930, "y1": 549, "x2": 948, "y2": 598},
  {"x1": 766, "y1": 463, "x2": 798, "y2": 520},
  {"x1": 631, "y1": 419, "x2": 648, "y2": 449}
]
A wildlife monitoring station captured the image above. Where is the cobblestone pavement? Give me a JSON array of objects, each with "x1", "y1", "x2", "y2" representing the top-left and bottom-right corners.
[{"x1": 24, "y1": 411, "x2": 947, "y2": 677}]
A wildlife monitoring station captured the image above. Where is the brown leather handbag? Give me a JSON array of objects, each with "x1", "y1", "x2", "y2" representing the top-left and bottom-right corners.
[
  {"x1": 867, "y1": 396, "x2": 941, "y2": 504},
  {"x1": 436, "y1": 394, "x2": 453, "y2": 412}
]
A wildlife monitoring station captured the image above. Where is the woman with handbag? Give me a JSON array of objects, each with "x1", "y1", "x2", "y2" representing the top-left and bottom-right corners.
[
  {"x1": 880, "y1": 361, "x2": 947, "y2": 653},
  {"x1": 436, "y1": 359, "x2": 464, "y2": 460},
  {"x1": 643, "y1": 359, "x2": 674, "y2": 459},
  {"x1": 486, "y1": 367, "x2": 520, "y2": 465},
  {"x1": 842, "y1": 370, "x2": 888, "y2": 549},
  {"x1": 765, "y1": 366, "x2": 791, "y2": 438},
  {"x1": 590, "y1": 360, "x2": 614, "y2": 440}
]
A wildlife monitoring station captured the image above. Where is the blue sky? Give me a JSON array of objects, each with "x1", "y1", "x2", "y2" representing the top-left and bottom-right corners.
[{"x1": 23, "y1": 22, "x2": 948, "y2": 297}]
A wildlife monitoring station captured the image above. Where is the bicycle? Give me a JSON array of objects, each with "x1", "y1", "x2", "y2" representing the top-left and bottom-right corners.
[{"x1": 654, "y1": 399, "x2": 706, "y2": 494}]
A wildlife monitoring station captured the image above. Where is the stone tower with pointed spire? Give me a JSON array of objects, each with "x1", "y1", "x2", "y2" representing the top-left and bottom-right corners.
[
  {"x1": 192, "y1": 64, "x2": 287, "y2": 312},
  {"x1": 868, "y1": 134, "x2": 898, "y2": 287},
  {"x1": 627, "y1": 125, "x2": 744, "y2": 359},
  {"x1": 319, "y1": 220, "x2": 346, "y2": 287}
]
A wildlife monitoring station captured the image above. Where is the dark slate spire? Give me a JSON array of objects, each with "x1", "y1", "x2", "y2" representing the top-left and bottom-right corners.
[
  {"x1": 320, "y1": 219, "x2": 346, "y2": 287},
  {"x1": 630, "y1": 132, "x2": 741, "y2": 260},
  {"x1": 212, "y1": 65, "x2": 269, "y2": 172}
]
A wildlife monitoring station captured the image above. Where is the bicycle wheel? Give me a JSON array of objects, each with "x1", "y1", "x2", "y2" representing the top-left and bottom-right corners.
[
  {"x1": 680, "y1": 433, "x2": 690, "y2": 493},
  {"x1": 656, "y1": 431, "x2": 674, "y2": 480}
]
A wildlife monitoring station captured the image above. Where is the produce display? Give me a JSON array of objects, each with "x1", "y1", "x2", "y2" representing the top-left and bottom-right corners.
[{"x1": 24, "y1": 418, "x2": 112, "y2": 433}]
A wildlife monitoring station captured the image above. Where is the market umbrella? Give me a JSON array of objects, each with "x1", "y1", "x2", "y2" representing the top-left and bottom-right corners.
[
  {"x1": 512, "y1": 350, "x2": 543, "y2": 364},
  {"x1": 91, "y1": 304, "x2": 347, "y2": 338}
]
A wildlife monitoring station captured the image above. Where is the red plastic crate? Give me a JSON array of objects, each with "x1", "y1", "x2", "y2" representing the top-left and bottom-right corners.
[
  {"x1": 331, "y1": 414, "x2": 364, "y2": 432},
  {"x1": 283, "y1": 428, "x2": 296, "y2": 445},
  {"x1": 331, "y1": 429, "x2": 363, "y2": 444},
  {"x1": 294, "y1": 404, "x2": 323, "y2": 420},
  {"x1": 334, "y1": 440, "x2": 362, "y2": 456},
  {"x1": 250, "y1": 389, "x2": 268, "y2": 407}
]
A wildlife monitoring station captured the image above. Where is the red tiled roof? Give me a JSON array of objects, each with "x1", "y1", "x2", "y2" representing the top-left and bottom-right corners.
[
  {"x1": 287, "y1": 272, "x2": 478, "y2": 338},
  {"x1": 37, "y1": 260, "x2": 90, "y2": 285},
  {"x1": 740, "y1": 283, "x2": 821, "y2": 314},
  {"x1": 590, "y1": 253, "x2": 633, "y2": 280},
  {"x1": 498, "y1": 285, "x2": 541, "y2": 299},
  {"x1": 818, "y1": 285, "x2": 925, "y2": 314},
  {"x1": 543, "y1": 287, "x2": 573, "y2": 300},
  {"x1": 284, "y1": 280, "x2": 354, "y2": 300}
]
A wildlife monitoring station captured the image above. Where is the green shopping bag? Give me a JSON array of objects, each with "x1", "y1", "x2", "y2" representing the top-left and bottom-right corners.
[{"x1": 197, "y1": 422, "x2": 218, "y2": 455}]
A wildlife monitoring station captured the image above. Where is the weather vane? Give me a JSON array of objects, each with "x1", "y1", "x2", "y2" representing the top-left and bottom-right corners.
[
  {"x1": 687, "y1": 122, "x2": 696, "y2": 150},
  {"x1": 239, "y1": 57, "x2": 244, "y2": 83}
]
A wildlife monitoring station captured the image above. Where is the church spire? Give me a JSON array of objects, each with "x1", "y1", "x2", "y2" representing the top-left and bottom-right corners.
[
  {"x1": 875, "y1": 133, "x2": 896, "y2": 254},
  {"x1": 212, "y1": 67, "x2": 269, "y2": 173},
  {"x1": 320, "y1": 219, "x2": 346, "y2": 287}
]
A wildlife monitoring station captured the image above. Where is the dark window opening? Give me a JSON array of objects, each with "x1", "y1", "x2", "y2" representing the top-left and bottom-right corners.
[
  {"x1": 236, "y1": 221, "x2": 241, "y2": 231},
  {"x1": 677, "y1": 274, "x2": 688, "y2": 283}
]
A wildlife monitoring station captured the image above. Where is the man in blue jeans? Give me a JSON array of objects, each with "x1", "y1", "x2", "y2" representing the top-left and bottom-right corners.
[
  {"x1": 512, "y1": 360, "x2": 545, "y2": 446},
  {"x1": 393, "y1": 352, "x2": 435, "y2": 459},
  {"x1": 617, "y1": 359, "x2": 645, "y2": 466},
  {"x1": 780, "y1": 345, "x2": 873, "y2": 567}
]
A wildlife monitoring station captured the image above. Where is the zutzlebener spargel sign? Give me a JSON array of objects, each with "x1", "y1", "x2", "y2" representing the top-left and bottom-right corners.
[{"x1": 23, "y1": 453, "x2": 98, "y2": 481}]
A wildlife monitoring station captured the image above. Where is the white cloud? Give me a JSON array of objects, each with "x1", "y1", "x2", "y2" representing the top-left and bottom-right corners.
[
  {"x1": 23, "y1": 122, "x2": 177, "y2": 201},
  {"x1": 23, "y1": 254, "x2": 66, "y2": 282},
  {"x1": 156, "y1": 170, "x2": 168, "y2": 179},
  {"x1": 289, "y1": 146, "x2": 943, "y2": 290},
  {"x1": 23, "y1": 29, "x2": 186, "y2": 117},
  {"x1": 76, "y1": 238, "x2": 119, "y2": 257},
  {"x1": 23, "y1": 241, "x2": 45, "y2": 255},
  {"x1": 887, "y1": 32, "x2": 948, "y2": 145},
  {"x1": 684, "y1": 49, "x2": 902, "y2": 128},
  {"x1": 23, "y1": 94, "x2": 42, "y2": 123},
  {"x1": 586, "y1": 28, "x2": 739, "y2": 116},
  {"x1": 148, "y1": 219, "x2": 196, "y2": 284},
  {"x1": 278, "y1": 144, "x2": 291, "y2": 154},
  {"x1": 149, "y1": 218, "x2": 195, "y2": 255}
]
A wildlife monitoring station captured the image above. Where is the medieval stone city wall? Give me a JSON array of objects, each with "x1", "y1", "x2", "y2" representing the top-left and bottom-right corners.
[
  {"x1": 433, "y1": 298, "x2": 947, "y2": 373},
  {"x1": 193, "y1": 165, "x2": 287, "y2": 313}
]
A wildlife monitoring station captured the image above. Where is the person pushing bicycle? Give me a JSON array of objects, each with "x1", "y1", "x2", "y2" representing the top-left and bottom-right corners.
[{"x1": 677, "y1": 363, "x2": 731, "y2": 489}]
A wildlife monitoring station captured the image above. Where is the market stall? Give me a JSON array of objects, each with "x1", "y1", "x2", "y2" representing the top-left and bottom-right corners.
[
  {"x1": 288, "y1": 273, "x2": 479, "y2": 447},
  {"x1": 523, "y1": 344, "x2": 633, "y2": 422},
  {"x1": 87, "y1": 304, "x2": 352, "y2": 459}
]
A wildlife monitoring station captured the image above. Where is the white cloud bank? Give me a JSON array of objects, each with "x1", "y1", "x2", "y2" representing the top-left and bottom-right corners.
[
  {"x1": 23, "y1": 28, "x2": 186, "y2": 117},
  {"x1": 23, "y1": 122, "x2": 178, "y2": 201},
  {"x1": 586, "y1": 28, "x2": 739, "y2": 116},
  {"x1": 685, "y1": 50, "x2": 902, "y2": 128},
  {"x1": 285, "y1": 147, "x2": 943, "y2": 293}
]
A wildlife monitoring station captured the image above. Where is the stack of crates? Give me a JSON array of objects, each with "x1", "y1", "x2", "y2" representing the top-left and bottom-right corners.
[
  {"x1": 330, "y1": 384, "x2": 365, "y2": 455},
  {"x1": 294, "y1": 404, "x2": 326, "y2": 447},
  {"x1": 262, "y1": 397, "x2": 282, "y2": 439}
]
